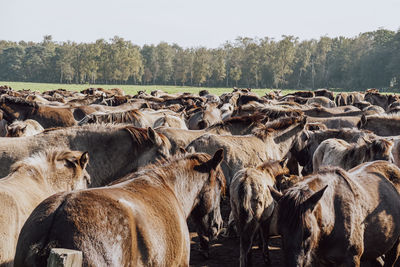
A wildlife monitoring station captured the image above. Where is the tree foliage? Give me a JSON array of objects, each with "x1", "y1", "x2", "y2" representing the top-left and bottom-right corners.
[{"x1": 1, "y1": 30, "x2": 400, "y2": 89}]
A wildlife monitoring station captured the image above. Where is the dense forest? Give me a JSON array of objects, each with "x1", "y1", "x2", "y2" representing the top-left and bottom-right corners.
[{"x1": 0, "y1": 28, "x2": 399, "y2": 90}]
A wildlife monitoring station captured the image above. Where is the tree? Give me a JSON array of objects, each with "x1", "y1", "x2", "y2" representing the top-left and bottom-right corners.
[{"x1": 192, "y1": 47, "x2": 211, "y2": 86}]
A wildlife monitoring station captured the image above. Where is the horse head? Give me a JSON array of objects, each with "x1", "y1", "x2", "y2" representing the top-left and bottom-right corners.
[{"x1": 190, "y1": 149, "x2": 225, "y2": 257}]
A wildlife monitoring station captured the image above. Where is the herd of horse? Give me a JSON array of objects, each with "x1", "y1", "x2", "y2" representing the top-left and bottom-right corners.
[{"x1": 1, "y1": 85, "x2": 400, "y2": 266}]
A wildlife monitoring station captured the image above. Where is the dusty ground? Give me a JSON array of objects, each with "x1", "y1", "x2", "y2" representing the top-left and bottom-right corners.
[
  {"x1": 189, "y1": 198, "x2": 283, "y2": 267},
  {"x1": 190, "y1": 233, "x2": 283, "y2": 267}
]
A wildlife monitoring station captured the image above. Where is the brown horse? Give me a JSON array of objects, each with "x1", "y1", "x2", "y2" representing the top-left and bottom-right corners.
[
  {"x1": 271, "y1": 161, "x2": 400, "y2": 266},
  {"x1": 0, "y1": 149, "x2": 90, "y2": 266},
  {"x1": 0, "y1": 96, "x2": 79, "y2": 128},
  {"x1": 230, "y1": 159, "x2": 289, "y2": 266},
  {"x1": 15, "y1": 150, "x2": 225, "y2": 267},
  {"x1": 187, "y1": 116, "x2": 307, "y2": 185}
]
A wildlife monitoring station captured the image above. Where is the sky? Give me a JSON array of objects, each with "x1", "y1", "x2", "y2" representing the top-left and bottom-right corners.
[{"x1": 2, "y1": 0, "x2": 400, "y2": 48}]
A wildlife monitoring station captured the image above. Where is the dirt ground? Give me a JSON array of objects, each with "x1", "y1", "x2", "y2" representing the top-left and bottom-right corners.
[
  {"x1": 189, "y1": 233, "x2": 283, "y2": 267},
  {"x1": 189, "y1": 199, "x2": 283, "y2": 267}
]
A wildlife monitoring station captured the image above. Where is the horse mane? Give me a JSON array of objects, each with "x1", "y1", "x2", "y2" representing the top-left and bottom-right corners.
[
  {"x1": 259, "y1": 106, "x2": 304, "y2": 120},
  {"x1": 0, "y1": 95, "x2": 39, "y2": 108},
  {"x1": 89, "y1": 109, "x2": 142, "y2": 124},
  {"x1": 256, "y1": 159, "x2": 289, "y2": 177},
  {"x1": 253, "y1": 116, "x2": 305, "y2": 139},
  {"x1": 278, "y1": 184, "x2": 311, "y2": 232},
  {"x1": 317, "y1": 167, "x2": 358, "y2": 196},
  {"x1": 371, "y1": 138, "x2": 393, "y2": 154},
  {"x1": 366, "y1": 113, "x2": 400, "y2": 121},
  {"x1": 124, "y1": 126, "x2": 170, "y2": 149},
  {"x1": 279, "y1": 167, "x2": 358, "y2": 232},
  {"x1": 207, "y1": 113, "x2": 266, "y2": 130}
]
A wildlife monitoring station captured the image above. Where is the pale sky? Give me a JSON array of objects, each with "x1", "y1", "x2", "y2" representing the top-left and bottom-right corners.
[{"x1": 2, "y1": 0, "x2": 399, "y2": 48}]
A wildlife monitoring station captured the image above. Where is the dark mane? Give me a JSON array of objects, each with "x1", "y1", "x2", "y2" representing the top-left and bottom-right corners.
[
  {"x1": 253, "y1": 116, "x2": 305, "y2": 139},
  {"x1": 278, "y1": 185, "x2": 311, "y2": 232},
  {"x1": 207, "y1": 113, "x2": 266, "y2": 130},
  {"x1": 317, "y1": 167, "x2": 358, "y2": 196},
  {"x1": 87, "y1": 109, "x2": 142, "y2": 124},
  {"x1": 123, "y1": 126, "x2": 170, "y2": 147},
  {"x1": 0, "y1": 96, "x2": 38, "y2": 108},
  {"x1": 259, "y1": 106, "x2": 304, "y2": 120}
]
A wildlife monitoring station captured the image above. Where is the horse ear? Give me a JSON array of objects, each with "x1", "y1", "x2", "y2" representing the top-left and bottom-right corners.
[
  {"x1": 186, "y1": 146, "x2": 195, "y2": 153},
  {"x1": 269, "y1": 186, "x2": 283, "y2": 202},
  {"x1": 279, "y1": 157, "x2": 289, "y2": 168},
  {"x1": 178, "y1": 146, "x2": 187, "y2": 155},
  {"x1": 194, "y1": 148, "x2": 224, "y2": 173},
  {"x1": 303, "y1": 185, "x2": 328, "y2": 212},
  {"x1": 79, "y1": 151, "x2": 89, "y2": 169},
  {"x1": 358, "y1": 115, "x2": 367, "y2": 129},
  {"x1": 21, "y1": 125, "x2": 27, "y2": 132},
  {"x1": 147, "y1": 127, "x2": 163, "y2": 146},
  {"x1": 301, "y1": 116, "x2": 307, "y2": 126}
]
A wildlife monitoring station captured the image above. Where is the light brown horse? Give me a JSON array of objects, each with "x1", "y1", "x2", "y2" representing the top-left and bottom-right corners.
[
  {"x1": 230, "y1": 159, "x2": 289, "y2": 267},
  {"x1": 6, "y1": 119, "x2": 44, "y2": 137},
  {"x1": 271, "y1": 162, "x2": 400, "y2": 266},
  {"x1": 0, "y1": 149, "x2": 90, "y2": 266},
  {"x1": 0, "y1": 124, "x2": 171, "y2": 187},
  {"x1": 15, "y1": 150, "x2": 225, "y2": 267},
  {"x1": 313, "y1": 137, "x2": 394, "y2": 171}
]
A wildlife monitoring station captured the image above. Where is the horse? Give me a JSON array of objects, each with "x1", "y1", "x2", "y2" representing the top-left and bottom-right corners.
[
  {"x1": 230, "y1": 158, "x2": 289, "y2": 266},
  {"x1": 313, "y1": 137, "x2": 394, "y2": 171},
  {"x1": 290, "y1": 128, "x2": 376, "y2": 175},
  {"x1": 0, "y1": 149, "x2": 90, "y2": 266},
  {"x1": 0, "y1": 96, "x2": 80, "y2": 128},
  {"x1": 187, "y1": 116, "x2": 307, "y2": 185},
  {"x1": 0, "y1": 124, "x2": 171, "y2": 187},
  {"x1": 270, "y1": 161, "x2": 400, "y2": 266},
  {"x1": 6, "y1": 119, "x2": 44, "y2": 137},
  {"x1": 15, "y1": 150, "x2": 226, "y2": 267}
]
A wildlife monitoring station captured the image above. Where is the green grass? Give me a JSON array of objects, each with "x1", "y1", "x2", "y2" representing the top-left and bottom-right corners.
[{"x1": 0, "y1": 81, "x2": 299, "y2": 96}]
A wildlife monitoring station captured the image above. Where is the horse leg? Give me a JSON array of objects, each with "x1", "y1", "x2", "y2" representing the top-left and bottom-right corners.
[
  {"x1": 344, "y1": 254, "x2": 361, "y2": 267},
  {"x1": 198, "y1": 233, "x2": 210, "y2": 259},
  {"x1": 384, "y1": 238, "x2": 400, "y2": 267},
  {"x1": 259, "y1": 220, "x2": 271, "y2": 266},
  {"x1": 239, "y1": 220, "x2": 258, "y2": 267}
]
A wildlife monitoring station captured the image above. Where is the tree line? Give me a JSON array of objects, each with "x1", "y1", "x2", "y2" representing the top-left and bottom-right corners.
[{"x1": 0, "y1": 29, "x2": 399, "y2": 90}]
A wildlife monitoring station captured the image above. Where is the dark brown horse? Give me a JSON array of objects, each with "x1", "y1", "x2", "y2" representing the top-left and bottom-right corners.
[
  {"x1": 15, "y1": 150, "x2": 226, "y2": 267},
  {"x1": 0, "y1": 96, "x2": 88, "y2": 128},
  {"x1": 271, "y1": 161, "x2": 400, "y2": 266}
]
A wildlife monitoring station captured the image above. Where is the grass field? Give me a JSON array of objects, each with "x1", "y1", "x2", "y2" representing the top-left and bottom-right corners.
[
  {"x1": 0, "y1": 81, "x2": 298, "y2": 96},
  {"x1": 2, "y1": 81, "x2": 398, "y2": 96}
]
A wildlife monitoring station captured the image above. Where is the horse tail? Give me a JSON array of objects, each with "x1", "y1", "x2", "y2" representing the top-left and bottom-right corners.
[
  {"x1": 17, "y1": 194, "x2": 68, "y2": 267},
  {"x1": 237, "y1": 180, "x2": 254, "y2": 227}
]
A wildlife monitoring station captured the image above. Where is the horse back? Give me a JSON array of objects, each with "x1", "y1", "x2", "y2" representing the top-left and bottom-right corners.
[{"x1": 15, "y1": 185, "x2": 189, "y2": 267}]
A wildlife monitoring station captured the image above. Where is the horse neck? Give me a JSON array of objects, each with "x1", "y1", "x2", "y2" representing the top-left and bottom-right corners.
[
  {"x1": 2, "y1": 103, "x2": 30, "y2": 121},
  {"x1": 162, "y1": 164, "x2": 209, "y2": 218},
  {"x1": 268, "y1": 124, "x2": 305, "y2": 157},
  {"x1": 2, "y1": 164, "x2": 54, "y2": 195}
]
